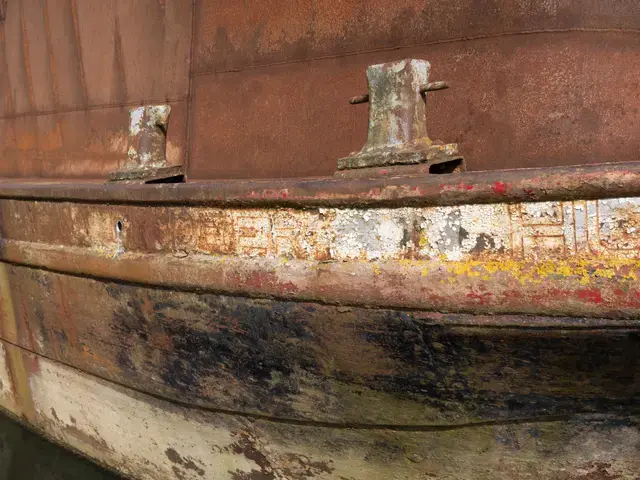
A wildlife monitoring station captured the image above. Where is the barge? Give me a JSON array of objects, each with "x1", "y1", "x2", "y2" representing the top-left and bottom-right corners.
[{"x1": 0, "y1": 1, "x2": 638, "y2": 478}]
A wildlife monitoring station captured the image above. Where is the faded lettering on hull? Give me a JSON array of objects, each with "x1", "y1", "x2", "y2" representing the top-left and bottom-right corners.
[
  {"x1": 5, "y1": 198, "x2": 640, "y2": 261},
  {"x1": 3, "y1": 197, "x2": 640, "y2": 318}
]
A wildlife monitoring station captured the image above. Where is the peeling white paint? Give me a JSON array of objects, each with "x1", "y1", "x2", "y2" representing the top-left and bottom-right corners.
[
  {"x1": 7, "y1": 197, "x2": 640, "y2": 264},
  {"x1": 128, "y1": 108, "x2": 145, "y2": 137},
  {"x1": 330, "y1": 208, "x2": 417, "y2": 260},
  {"x1": 0, "y1": 343, "x2": 14, "y2": 408},
  {"x1": 145, "y1": 105, "x2": 171, "y2": 128},
  {"x1": 418, "y1": 204, "x2": 510, "y2": 261},
  {"x1": 29, "y1": 359, "x2": 259, "y2": 480}
]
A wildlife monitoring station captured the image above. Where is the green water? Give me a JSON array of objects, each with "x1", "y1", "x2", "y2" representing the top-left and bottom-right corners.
[{"x1": 0, "y1": 413, "x2": 123, "y2": 480}]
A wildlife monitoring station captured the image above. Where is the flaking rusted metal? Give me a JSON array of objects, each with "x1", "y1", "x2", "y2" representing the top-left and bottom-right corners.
[
  {"x1": 2, "y1": 1, "x2": 640, "y2": 476},
  {"x1": 349, "y1": 80, "x2": 449, "y2": 104},
  {"x1": 4, "y1": 2, "x2": 640, "y2": 179},
  {"x1": 337, "y1": 59, "x2": 462, "y2": 173},
  {"x1": 0, "y1": 164, "x2": 638, "y2": 478},
  {"x1": 109, "y1": 105, "x2": 185, "y2": 183}
]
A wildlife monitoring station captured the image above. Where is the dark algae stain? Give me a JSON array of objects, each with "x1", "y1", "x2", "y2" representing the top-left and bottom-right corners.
[
  {"x1": 355, "y1": 309, "x2": 640, "y2": 418},
  {"x1": 164, "y1": 448, "x2": 205, "y2": 477},
  {"x1": 105, "y1": 282, "x2": 640, "y2": 423},
  {"x1": 470, "y1": 233, "x2": 497, "y2": 253},
  {"x1": 228, "y1": 433, "x2": 276, "y2": 480},
  {"x1": 108, "y1": 284, "x2": 320, "y2": 415},
  {"x1": 279, "y1": 453, "x2": 335, "y2": 478},
  {"x1": 157, "y1": 297, "x2": 319, "y2": 417},
  {"x1": 226, "y1": 433, "x2": 335, "y2": 480}
]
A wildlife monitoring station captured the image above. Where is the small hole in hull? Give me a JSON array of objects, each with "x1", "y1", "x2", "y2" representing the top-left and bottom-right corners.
[{"x1": 116, "y1": 220, "x2": 123, "y2": 234}]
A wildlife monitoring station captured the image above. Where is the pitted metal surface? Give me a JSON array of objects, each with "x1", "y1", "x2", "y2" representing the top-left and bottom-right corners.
[
  {"x1": 0, "y1": 165, "x2": 638, "y2": 478},
  {"x1": 3, "y1": 2, "x2": 640, "y2": 179},
  {"x1": 1, "y1": 2, "x2": 640, "y2": 478}
]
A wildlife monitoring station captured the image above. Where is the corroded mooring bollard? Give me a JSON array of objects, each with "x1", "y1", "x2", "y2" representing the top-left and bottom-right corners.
[
  {"x1": 109, "y1": 105, "x2": 184, "y2": 183},
  {"x1": 337, "y1": 59, "x2": 462, "y2": 175}
]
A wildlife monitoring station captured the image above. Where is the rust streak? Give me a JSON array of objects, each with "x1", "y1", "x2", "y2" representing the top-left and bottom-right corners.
[
  {"x1": 41, "y1": 0, "x2": 64, "y2": 148},
  {"x1": 184, "y1": 0, "x2": 198, "y2": 172},
  {"x1": 0, "y1": 25, "x2": 17, "y2": 145},
  {"x1": 18, "y1": 0, "x2": 35, "y2": 111},
  {"x1": 68, "y1": 0, "x2": 88, "y2": 106},
  {"x1": 42, "y1": 0, "x2": 59, "y2": 108},
  {"x1": 112, "y1": 16, "x2": 128, "y2": 105}
]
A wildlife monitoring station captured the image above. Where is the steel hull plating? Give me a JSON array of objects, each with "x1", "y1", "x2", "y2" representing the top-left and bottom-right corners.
[
  {"x1": 3, "y1": 1, "x2": 640, "y2": 179},
  {"x1": 0, "y1": 164, "x2": 637, "y2": 479},
  {"x1": 2, "y1": 0, "x2": 640, "y2": 477}
]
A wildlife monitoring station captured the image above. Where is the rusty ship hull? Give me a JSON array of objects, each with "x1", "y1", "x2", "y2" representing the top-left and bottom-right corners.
[
  {"x1": 0, "y1": 0, "x2": 639, "y2": 479},
  {"x1": 0, "y1": 166, "x2": 636, "y2": 479}
]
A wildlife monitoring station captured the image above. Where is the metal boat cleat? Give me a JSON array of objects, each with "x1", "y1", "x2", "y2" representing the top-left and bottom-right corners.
[
  {"x1": 337, "y1": 59, "x2": 463, "y2": 177},
  {"x1": 108, "y1": 105, "x2": 185, "y2": 183}
]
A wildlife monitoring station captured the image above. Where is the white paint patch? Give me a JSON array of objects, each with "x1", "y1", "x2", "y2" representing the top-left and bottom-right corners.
[
  {"x1": 596, "y1": 197, "x2": 640, "y2": 250},
  {"x1": 419, "y1": 204, "x2": 510, "y2": 261},
  {"x1": 128, "y1": 108, "x2": 145, "y2": 136},
  {"x1": 8, "y1": 197, "x2": 640, "y2": 264},
  {"x1": 330, "y1": 208, "x2": 417, "y2": 260}
]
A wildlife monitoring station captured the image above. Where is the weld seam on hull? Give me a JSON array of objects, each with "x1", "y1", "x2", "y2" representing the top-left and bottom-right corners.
[
  {"x1": 0, "y1": 97, "x2": 190, "y2": 121},
  {"x1": 192, "y1": 28, "x2": 640, "y2": 77}
]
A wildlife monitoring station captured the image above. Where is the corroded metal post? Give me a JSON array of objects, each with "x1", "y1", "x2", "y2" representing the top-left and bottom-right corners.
[
  {"x1": 109, "y1": 105, "x2": 184, "y2": 183},
  {"x1": 337, "y1": 59, "x2": 462, "y2": 175}
]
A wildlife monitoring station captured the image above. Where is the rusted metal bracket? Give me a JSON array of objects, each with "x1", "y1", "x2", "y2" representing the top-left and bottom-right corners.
[
  {"x1": 108, "y1": 105, "x2": 185, "y2": 183},
  {"x1": 349, "y1": 80, "x2": 450, "y2": 105},
  {"x1": 337, "y1": 59, "x2": 463, "y2": 176}
]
